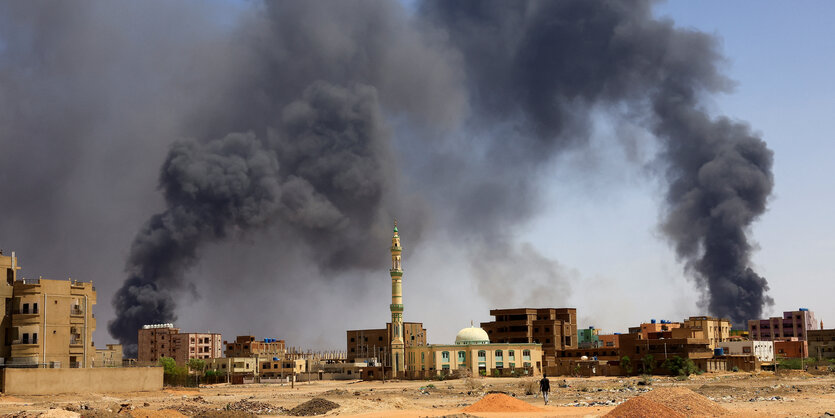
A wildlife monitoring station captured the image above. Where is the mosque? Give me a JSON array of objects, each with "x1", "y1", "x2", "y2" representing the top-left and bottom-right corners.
[{"x1": 348, "y1": 221, "x2": 543, "y2": 379}]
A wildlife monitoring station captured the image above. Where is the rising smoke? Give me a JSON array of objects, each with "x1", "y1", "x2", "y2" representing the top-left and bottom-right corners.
[{"x1": 0, "y1": 0, "x2": 774, "y2": 352}]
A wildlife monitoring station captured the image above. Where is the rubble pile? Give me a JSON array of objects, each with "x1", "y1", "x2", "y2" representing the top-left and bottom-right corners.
[{"x1": 288, "y1": 398, "x2": 340, "y2": 416}]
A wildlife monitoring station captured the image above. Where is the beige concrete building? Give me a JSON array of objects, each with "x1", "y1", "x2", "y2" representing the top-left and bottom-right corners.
[
  {"x1": 0, "y1": 251, "x2": 19, "y2": 362},
  {"x1": 683, "y1": 316, "x2": 731, "y2": 349},
  {"x1": 8, "y1": 276, "x2": 96, "y2": 368},
  {"x1": 205, "y1": 357, "x2": 257, "y2": 376},
  {"x1": 405, "y1": 326, "x2": 543, "y2": 378},
  {"x1": 94, "y1": 344, "x2": 123, "y2": 367},
  {"x1": 137, "y1": 324, "x2": 222, "y2": 365}
]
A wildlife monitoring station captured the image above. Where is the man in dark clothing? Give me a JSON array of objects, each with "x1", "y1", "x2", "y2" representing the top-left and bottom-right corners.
[{"x1": 539, "y1": 374, "x2": 551, "y2": 405}]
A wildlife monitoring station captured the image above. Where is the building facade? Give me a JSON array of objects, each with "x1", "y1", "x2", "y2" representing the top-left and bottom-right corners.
[
  {"x1": 94, "y1": 344, "x2": 123, "y2": 367},
  {"x1": 9, "y1": 277, "x2": 96, "y2": 368},
  {"x1": 748, "y1": 309, "x2": 818, "y2": 341},
  {"x1": 578, "y1": 327, "x2": 600, "y2": 349},
  {"x1": 225, "y1": 335, "x2": 285, "y2": 359},
  {"x1": 405, "y1": 326, "x2": 543, "y2": 377},
  {"x1": 717, "y1": 341, "x2": 774, "y2": 362},
  {"x1": 807, "y1": 329, "x2": 835, "y2": 359},
  {"x1": 137, "y1": 324, "x2": 222, "y2": 365},
  {"x1": 683, "y1": 316, "x2": 731, "y2": 349},
  {"x1": 633, "y1": 320, "x2": 682, "y2": 340},
  {"x1": 480, "y1": 308, "x2": 577, "y2": 367},
  {"x1": 774, "y1": 339, "x2": 808, "y2": 358},
  {"x1": 347, "y1": 322, "x2": 426, "y2": 363}
]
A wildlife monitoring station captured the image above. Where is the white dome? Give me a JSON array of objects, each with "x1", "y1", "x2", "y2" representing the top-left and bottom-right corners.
[{"x1": 455, "y1": 326, "x2": 490, "y2": 345}]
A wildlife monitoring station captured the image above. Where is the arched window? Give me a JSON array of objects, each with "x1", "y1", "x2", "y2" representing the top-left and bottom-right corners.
[
  {"x1": 508, "y1": 350, "x2": 515, "y2": 360},
  {"x1": 441, "y1": 351, "x2": 450, "y2": 362},
  {"x1": 494, "y1": 350, "x2": 503, "y2": 358},
  {"x1": 477, "y1": 350, "x2": 486, "y2": 361},
  {"x1": 457, "y1": 351, "x2": 466, "y2": 362},
  {"x1": 523, "y1": 350, "x2": 531, "y2": 360}
]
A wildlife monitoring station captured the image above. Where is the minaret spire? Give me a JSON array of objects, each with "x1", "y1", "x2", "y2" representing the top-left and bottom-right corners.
[{"x1": 390, "y1": 219, "x2": 405, "y2": 376}]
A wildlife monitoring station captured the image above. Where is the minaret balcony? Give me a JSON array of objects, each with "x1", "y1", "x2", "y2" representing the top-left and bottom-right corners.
[
  {"x1": 390, "y1": 304, "x2": 403, "y2": 312},
  {"x1": 389, "y1": 270, "x2": 403, "y2": 276},
  {"x1": 390, "y1": 246, "x2": 402, "y2": 251}
]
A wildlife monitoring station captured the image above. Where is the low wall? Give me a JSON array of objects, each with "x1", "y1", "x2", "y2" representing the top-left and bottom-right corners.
[{"x1": 2, "y1": 367, "x2": 163, "y2": 395}]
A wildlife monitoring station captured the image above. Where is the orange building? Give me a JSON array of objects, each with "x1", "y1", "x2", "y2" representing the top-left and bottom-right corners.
[
  {"x1": 633, "y1": 320, "x2": 682, "y2": 339},
  {"x1": 225, "y1": 335, "x2": 286, "y2": 359},
  {"x1": 775, "y1": 339, "x2": 808, "y2": 359},
  {"x1": 598, "y1": 334, "x2": 621, "y2": 348}
]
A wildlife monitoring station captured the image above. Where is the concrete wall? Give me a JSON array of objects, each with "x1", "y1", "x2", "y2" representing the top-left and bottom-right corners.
[{"x1": 2, "y1": 367, "x2": 162, "y2": 395}]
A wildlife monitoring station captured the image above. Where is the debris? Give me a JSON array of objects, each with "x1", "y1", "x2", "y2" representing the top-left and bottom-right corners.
[{"x1": 288, "y1": 398, "x2": 340, "y2": 416}]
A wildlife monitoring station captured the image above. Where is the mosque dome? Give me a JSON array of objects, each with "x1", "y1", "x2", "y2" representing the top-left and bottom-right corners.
[{"x1": 455, "y1": 326, "x2": 490, "y2": 345}]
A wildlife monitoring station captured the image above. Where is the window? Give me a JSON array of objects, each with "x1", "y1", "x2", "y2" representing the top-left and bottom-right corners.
[
  {"x1": 494, "y1": 350, "x2": 503, "y2": 358},
  {"x1": 379, "y1": 336, "x2": 383, "y2": 341},
  {"x1": 22, "y1": 333, "x2": 29, "y2": 344},
  {"x1": 441, "y1": 351, "x2": 450, "y2": 362},
  {"x1": 458, "y1": 351, "x2": 466, "y2": 362},
  {"x1": 545, "y1": 339, "x2": 550, "y2": 344},
  {"x1": 523, "y1": 350, "x2": 531, "y2": 360},
  {"x1": 565, "y1": 336, "x2": 571, "y2": 346},
  {"x1": 478, "y1": 350, "x2": 486, "y2": 361},
  {"x1": 508, "y1": 350, "x2": 515, "y2": 360},
  {"x1": 32, "y1": 333, "x2": 38, "y2": 344},
  {"x1": 545, "y1": 327, "x2": 550, "y2": 332},
  {"x1": 22, "y1": 303, "x2": 29, "y2": 314},
  {"x1": 534, "y1": 327, "x2": 539, "y2": 333},
  {"x1": 350, "y1": 348, "x2": 355, "y2": 353},
  {"x1": 33, "y1": 303, "x2": 38, "y2": 314}
]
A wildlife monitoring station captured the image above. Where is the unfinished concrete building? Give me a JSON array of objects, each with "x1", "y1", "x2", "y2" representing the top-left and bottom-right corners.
[
  {"x1": 480, "y1": 308, "x2": 577, "y2": 367},
  {"x1": 225, "y1": 335, "x2": 285, "y2": 359},
  {"x1": 808, "y1": 328, "x2": 835, "y2": 359}
]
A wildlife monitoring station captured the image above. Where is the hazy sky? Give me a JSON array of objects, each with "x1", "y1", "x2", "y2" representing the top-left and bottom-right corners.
[{"x1": 1, "y1": 1, "x2": 832, "y2": 350}]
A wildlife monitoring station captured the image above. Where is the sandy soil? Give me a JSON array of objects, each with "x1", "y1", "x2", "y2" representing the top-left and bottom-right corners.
[{"x1": 1, "y1": 371, "x2": 835, "y2": 417}]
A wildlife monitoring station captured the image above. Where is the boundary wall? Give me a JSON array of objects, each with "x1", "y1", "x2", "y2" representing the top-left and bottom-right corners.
[{"x1": 2, "y1": 367, "x2": 163, "y2": 395}]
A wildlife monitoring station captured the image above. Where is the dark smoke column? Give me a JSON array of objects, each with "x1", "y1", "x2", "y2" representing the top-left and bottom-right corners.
[
  {"x1": 418, "y1": 0, "x2": 776, "y2": 325},
  {"x1": 654, "y1": 88, "x2": 775, "y2": 326},
  {"x1": 109, "y1": 82, "x2": 394, "y2": 353}
]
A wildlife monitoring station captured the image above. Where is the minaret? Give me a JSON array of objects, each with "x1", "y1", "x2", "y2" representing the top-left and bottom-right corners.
[{"x1": 390, "y1": 220, "x2": 405, "y2": 375}]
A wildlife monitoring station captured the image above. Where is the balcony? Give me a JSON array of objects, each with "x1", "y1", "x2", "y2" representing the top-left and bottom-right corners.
[
  {"x1": 71, "y1": 308, "x2": 85, "y2": 316},
  {"x1": 12, "y1": 338, "x2": 38, "y2": 345}
]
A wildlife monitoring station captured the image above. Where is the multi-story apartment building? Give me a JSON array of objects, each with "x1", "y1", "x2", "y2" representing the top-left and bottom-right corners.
[
  {"x1": 10, "y1": 277, "x2": 97, "y2": 367},
  {"x1": 137, "y1": 324, "x2": 222, "y2": 364},
  {"x1": 346, "y1": 322, "x2": 426, "y2": 363},
  {"x1": 808, "y1": 328, "x2": 835, "y2": 359},
  {"x1": 631, "y1": 319, "x2": 682, "y2": 339},
  {"x1": 0, "y1": 251, "x2": 97, "y2": 368},
  {"x1": 578, "y1": 326, "x2": 600, "y2": 349},
  {"x1": 480, "y1": 308, "x2": 578, "y2": 367},
  {"x1": 683, "y1": 316, "x2": 731, "y2": 349},
  {"x1": 225, "y1": 335, "x2": 285, "y2": 359},
  {"x1": 748, "y1": 309, "x2": 818, "y2": 341}
]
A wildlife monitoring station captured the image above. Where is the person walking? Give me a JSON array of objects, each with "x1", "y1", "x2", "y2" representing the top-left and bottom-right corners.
[{"x1": 539, "y1": 373, "x2": 551, "y2": 405}]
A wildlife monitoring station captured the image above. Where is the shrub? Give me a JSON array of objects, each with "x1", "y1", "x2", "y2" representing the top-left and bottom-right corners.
[
  {"x1": 520, "y1": 377, "x2": 538, "y2": 395},
  {"x1": 732, "y1": 366, "x2": 739, "y2": 372},
  {"x1": 159, "y1": 357, "x2": 187, "y2": 377},
  {"x1": 638, "y1": 374, "x2": 652, "y2": 386},
  {"x1": 187, "y1": 358, "x2": 206, "y2": 373},
  {"x1": 492, "y1": 369, "x2": 500, "y2": 377},
  {"x1": 621, "y1": 356, "x2": 633, "y2": 375},
  {"x1": 640, "y1": 355, "x2": 655, "y2": 374},
  {"x1": 465, "y1": 377, "x2": 483, "y2": 391}
]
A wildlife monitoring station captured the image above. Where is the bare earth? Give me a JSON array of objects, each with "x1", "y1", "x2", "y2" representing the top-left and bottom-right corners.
[{"x1": 2, "y1": 370, "x2": 835, "y2": 417}]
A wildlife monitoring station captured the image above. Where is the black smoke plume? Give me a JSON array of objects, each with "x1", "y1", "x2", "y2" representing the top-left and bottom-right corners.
[
  {"x1": 109, "y1": 83, "x2": 396, "y2": 351},
  {"x1": 419, "y1": 0, "x2": 774, "y2": 325}
]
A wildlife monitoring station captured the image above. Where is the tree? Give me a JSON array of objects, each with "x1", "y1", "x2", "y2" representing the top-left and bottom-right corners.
[
  {"x1": 620, "y1": 356, "x2": 633, "y2": 375},
  {"x1": 640, "y1": 354, "x2": 655, "y2": 374},
  {"x1": 158, "y1": 357, "x2": 187, "y2": 377},
  {"x1": 662, "y1": 356, "x2": 699, "y2": 376},
  {"x1": 187, "y1": 358, "x2": 206, "y2": 373}
]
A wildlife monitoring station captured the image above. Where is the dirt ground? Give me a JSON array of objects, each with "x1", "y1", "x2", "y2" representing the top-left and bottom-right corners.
[{"x1": 2, "y1": 370, "x2": 835, "y2": 417}]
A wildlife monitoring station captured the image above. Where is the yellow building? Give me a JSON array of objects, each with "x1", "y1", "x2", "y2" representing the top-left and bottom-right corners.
[
  {"x1": 94, "y1": 344, "x2": 123, "y2": 367},
  {"x1": 683, "y1": 316, "x2": 731, "y2": 349},
  {"x1": 405, "y1": 326, "x2": 543, "y2": 377},
  {"x1": 10, "y1": 277, "x2": 97, "y2": 367},
  {"x1": 0, "y1": 251, "x2": 19, "y2": 361},
  {"x1": 205, "y1": 357, "x2": 257, "y2": 376}
]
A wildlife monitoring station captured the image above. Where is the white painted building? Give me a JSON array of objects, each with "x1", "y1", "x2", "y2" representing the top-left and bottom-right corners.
[{"x1": 717, "y1": 341, "x2": 774, "y2": 362}]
